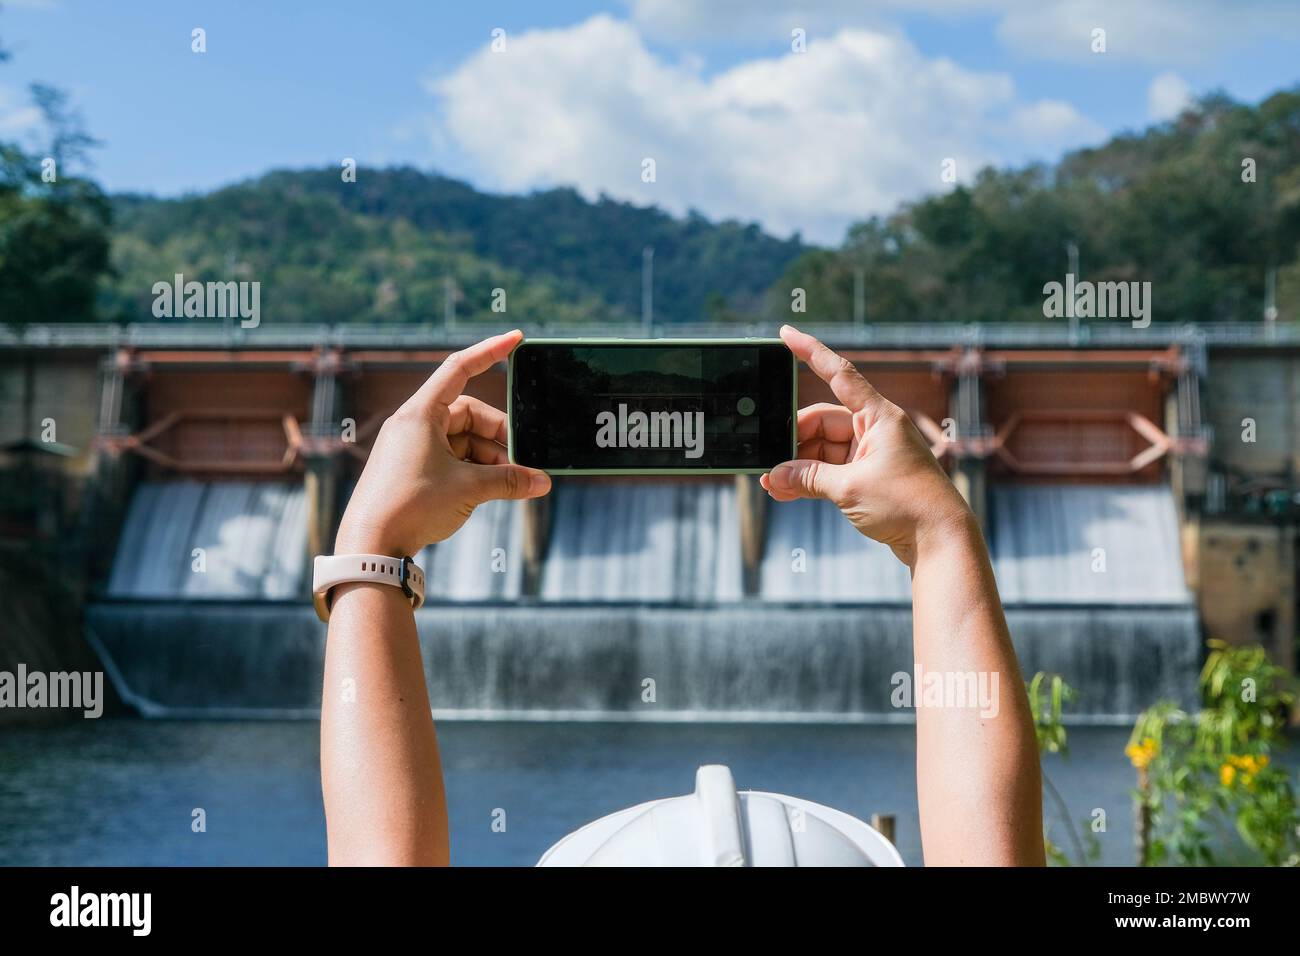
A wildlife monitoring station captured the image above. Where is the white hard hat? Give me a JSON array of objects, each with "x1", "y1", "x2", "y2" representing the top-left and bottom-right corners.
[{"x1": 538, "y1": 765, "x2": 904, "y2": 867}]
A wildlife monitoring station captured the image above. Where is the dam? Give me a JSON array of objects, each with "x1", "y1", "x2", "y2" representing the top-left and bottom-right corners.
[{"x1": 4, "y1": 321, "x2": 1294, "y2": 722}]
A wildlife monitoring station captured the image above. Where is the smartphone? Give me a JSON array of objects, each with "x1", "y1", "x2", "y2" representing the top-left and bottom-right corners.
[{"x1": 508, "y1": 338, "x2": 796, "y2": 475}]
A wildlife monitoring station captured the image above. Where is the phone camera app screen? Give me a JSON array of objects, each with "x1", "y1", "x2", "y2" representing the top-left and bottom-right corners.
[{"x1": 513, "y1": 344, "x2": 791, "y2": 471}]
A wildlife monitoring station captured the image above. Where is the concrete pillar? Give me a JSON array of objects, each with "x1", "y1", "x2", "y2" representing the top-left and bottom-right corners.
[
  {"x1": 736, "y1": 474, "x2": 768, "y2": 596},
  {"x1": 80, "y1": 354, "x2": 137, "y2": 585},
  {"x1": 1167, "y1": 352, "x2": 1208, "y2": 514},
  {"x1": 1277, "y1": 526, "x2": 1296, "y2": 678},
  {"x1": 304, "y1": 462, "x2": 338, "y2": 560},
  {"x1": 304, "y1": 351, "x2": 344, "y2": 579},
  {"x1": 951, "y1": 350, "x2": 988, "y2": 530},
  {"x1": 520, "y1": 494, "x2": 552, "y2": 597},
  {"x1": 1179, "y1": 512, "x2": 1201, "y2": 598},
  {"x1": 952, "y1": 459, "x2": 987, "y2": 531}
]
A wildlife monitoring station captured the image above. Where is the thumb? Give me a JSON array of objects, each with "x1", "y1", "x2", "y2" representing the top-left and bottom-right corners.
[
  {"x1": 465, "y1": 462, "x2": 552, "y2": 502},
  {"x1": 766, "y1": 459, "x2": 850, "y2": 504}
]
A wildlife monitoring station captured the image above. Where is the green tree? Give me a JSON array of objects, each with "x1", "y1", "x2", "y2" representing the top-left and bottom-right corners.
[
  {"x1": 0, "y1": 39, "x2": 111, "y2": 326},
  {"x1": 771, "y1": 89, "x2": 1300, "y2": 326}
]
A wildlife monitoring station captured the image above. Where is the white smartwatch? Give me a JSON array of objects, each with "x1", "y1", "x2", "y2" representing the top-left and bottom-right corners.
[{"x1": 313, "y1": 554, "x2": 426, "y2": 622}]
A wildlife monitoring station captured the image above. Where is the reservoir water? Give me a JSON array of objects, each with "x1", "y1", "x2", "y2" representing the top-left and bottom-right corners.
[{"x1": 0, "y1": 719, "x2": 1179, "y2": 867}]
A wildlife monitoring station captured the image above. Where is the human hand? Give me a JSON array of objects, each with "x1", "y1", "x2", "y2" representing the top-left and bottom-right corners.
[
  {"x1": 334, "y1": 329, "x2": 550, "y2": 558},
  {"x1": 760, "y1": 325, "x2": 973, "y2": 567}
]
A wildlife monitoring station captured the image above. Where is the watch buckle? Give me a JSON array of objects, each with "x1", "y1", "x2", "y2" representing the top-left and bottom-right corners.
[{"x1": 398, "y1": 555, "x2": 415, "y2": 600}]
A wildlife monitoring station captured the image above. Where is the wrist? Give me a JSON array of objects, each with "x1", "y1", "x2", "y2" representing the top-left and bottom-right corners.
[
  {"x1": 333, "y1": 521, "x2": 416, "y2": 558},
  {"x1": 327, "y1": 579, "x2": 416, "y2": 617}
]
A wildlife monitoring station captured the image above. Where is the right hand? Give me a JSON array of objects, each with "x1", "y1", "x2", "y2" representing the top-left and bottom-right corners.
[{"x1": 760, "y1": 325, "x2": 974, "y2": 567}]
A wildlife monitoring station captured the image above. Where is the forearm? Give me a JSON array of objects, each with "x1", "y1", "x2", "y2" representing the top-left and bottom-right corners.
[
  {"x1": 909, "y1": 509, "x2": 1045, "y2": 866},
  {"x1": 314, "y1": 331, "x2": 547, "y2": 866},
  {"x1": 320, "y1": 581, "x2": 449, "y2": 865}
]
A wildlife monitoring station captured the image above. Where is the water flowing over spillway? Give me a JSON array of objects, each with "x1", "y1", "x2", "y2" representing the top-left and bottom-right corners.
[
  {"x1": 88, "y1": 479, "x2": 1201, "y2": 720},
  {"x1": 107, "y1": 481, "x2": 308, "y2": 599},
  {"x1": 987, "y1": 484, "x2": 1190, "y2": 603},
  {"x1": 541, "y1": 482, "x2": 743, "y2": 602}
]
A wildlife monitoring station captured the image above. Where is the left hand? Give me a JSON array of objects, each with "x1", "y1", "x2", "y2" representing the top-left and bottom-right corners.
[{"x1": 334, "y1": 329, "x2": 551, "y2": 558}]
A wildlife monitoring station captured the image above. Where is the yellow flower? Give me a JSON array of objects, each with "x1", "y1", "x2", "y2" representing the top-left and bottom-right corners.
[
  {"x1": 1126, "y1": 737, "x2": 1158, "y2": 770},
  {"x1": 1220, "y1": 754, "x2": 1269, "y2": 788}
]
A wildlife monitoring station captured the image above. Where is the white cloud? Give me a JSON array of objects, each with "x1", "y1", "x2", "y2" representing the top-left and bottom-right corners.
[
  {"x1": 990, "y1": 0, "x2": 1300, "y2": 66},
  {"x1": 0, "y1": 86, "x2": 41, "y2": 137},
  {"x1": 626, "y1": 0, "x2": 887, "y2": 44},
  {"x1": 430, "y1": 16, "x2": 1103, "y2": 243},
  {"x1": 627, "y1": 0, "x2": 1300, "y2": 66},
  {"x1": 1148, "y1": 72, "x2": 1192, "y2": 122}
]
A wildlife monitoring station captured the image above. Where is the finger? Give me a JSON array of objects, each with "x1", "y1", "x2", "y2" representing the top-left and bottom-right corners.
[
  {"x1": 410, "y1": 330, "x2": 523, "y2": 413},
  {"x1": 797, "y1": 436, "x2": 852, "y2": 465},
  {"x1": 764, "y1": 458, "x2": 851, "y2": 504},
  {"x1": 462, "y1": 461, "x2": 551, "y2": 502},
  {"x1": 463, "y1": 433, "x2": 509, "y2": 465},
  {"x1": 447, "y1": 395, "x2": 509, "y2": 444},
  {"x1": 781, "y1": 325, "x2": 886, "y2": 417},
  {"x1": 449, "y1": 432, "x2": 507, "y2": 465},
  {"x1": 760, "y1": 470, "x2": 807, "y2": 502},
  {"x1": 796, "y1": 402, "x2": 855, "y2": 443}
]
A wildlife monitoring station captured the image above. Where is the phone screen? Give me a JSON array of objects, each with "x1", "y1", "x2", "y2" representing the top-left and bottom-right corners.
[{"x1": 510, "y1": 341, "x2": 795, "y2": 473}]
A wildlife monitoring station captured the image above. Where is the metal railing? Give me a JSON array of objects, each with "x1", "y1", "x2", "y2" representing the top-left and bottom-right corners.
[{"x1": 1, "y1": 320, "x2": 1295, "y2": 350}]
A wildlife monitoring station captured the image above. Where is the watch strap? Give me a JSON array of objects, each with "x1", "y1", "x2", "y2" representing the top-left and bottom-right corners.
[{"x1": 313, "y1": 553, "x2": 426, "y2": 622}]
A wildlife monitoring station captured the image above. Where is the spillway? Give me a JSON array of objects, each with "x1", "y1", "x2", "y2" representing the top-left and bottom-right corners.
[
  {"x1": 86, "y1": 479, "x2": 1202, "y2": 721},
  {"x1": 107, "y1": 480, "x2": 308, "y2": 599}
]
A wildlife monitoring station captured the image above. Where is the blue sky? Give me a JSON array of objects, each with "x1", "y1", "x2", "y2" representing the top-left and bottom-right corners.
[{"x1": 2, "y1": 0, "x2": 1298, "y2": 244}]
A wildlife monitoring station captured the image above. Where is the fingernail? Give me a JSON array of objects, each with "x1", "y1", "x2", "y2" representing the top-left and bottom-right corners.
[
  {"x1": 769, "y1": 463, "x2": 792, "y2": 487},
  {"x1": 530, "y1": 473, "x2": 551, "y2": 494}
]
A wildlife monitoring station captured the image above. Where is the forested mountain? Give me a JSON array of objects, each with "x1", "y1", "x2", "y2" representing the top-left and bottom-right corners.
[
  {"x1": 102, "y1": 169, "x2": 807, "y2": 327},
  {"x1": 6, "y1": 51, "x2": 1298, "y2": 330},
  {"x1": 768, "y1": 89, "x2": 1300, "y2": 325}
]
